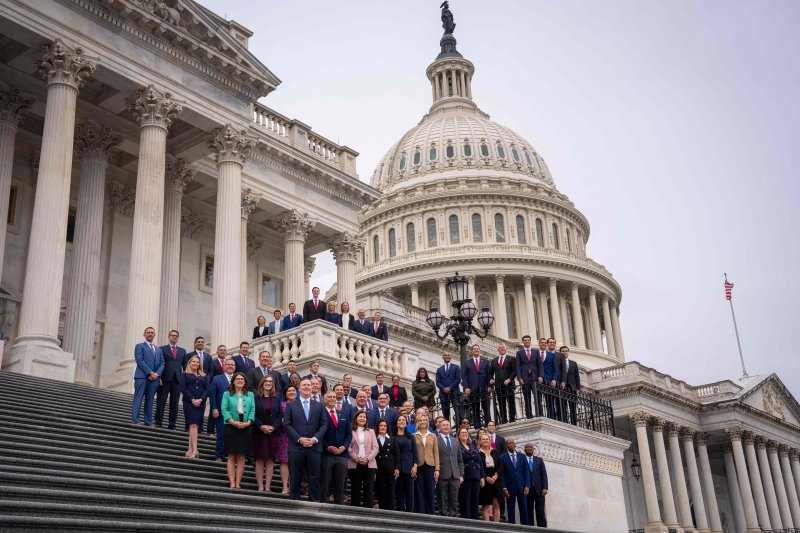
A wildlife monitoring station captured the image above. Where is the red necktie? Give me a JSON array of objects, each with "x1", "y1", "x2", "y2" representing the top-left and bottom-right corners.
[
  {"x1": 171, "y1": 346, "x2": 177, "y2": 360},
  {"x1": 474, "y1": 359, "x2": 479, "y2": 370},
  {"x1": 499, "y1": 357, "x2": 503, "y2": 368},
  {"x1": 374, "y1": 323, "x2": 379, "y2": 333},
  {"x1": 314, "y1": 300, "x2": 318, "y2": 310},
  {"x1": 540, "y1": 351, "x2": 545, "y2": 363},
  {"x1": 526, "y1": 350, "x2": 531, "y2": 362}
]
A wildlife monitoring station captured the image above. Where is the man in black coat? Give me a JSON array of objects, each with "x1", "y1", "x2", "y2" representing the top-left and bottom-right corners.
[
  {"x1": 156, "y1": 329, "x2": 186, "y2": 429},
  {"x1": 247, "y1": 350, "x2": 283, "y2": 399},
  {"x1": 489, "y1": 343, "x2": 517, "y2": 424},
  {"x1": 302, "y1": 286, "x2": 326, "y2": 322},
  {"x1": 559, "y1": 346, "x2": 581, "y2": 425}
]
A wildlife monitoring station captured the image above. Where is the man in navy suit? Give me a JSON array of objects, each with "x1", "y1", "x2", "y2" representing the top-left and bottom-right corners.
[
  {"x1": 370, "y1": 373, "x2": 389, "y2": 400},
  {"x1": 501, "y1": 438, "x2": 530, "y2": 525},
  {"x1": 284, "y1": 378, "x2": 328, "y2": 501},
  {"x1": 320, "y1": 390, "x2": 352, "y2": 504},
  {"x1": 374, "y1": 393, "x2": 398, "y2": 434},
  {"x1": 267, "y1": 309, "x2": 283, "y2": 335},
  {"x1": 516, "y1": 335, "x2": 541, "y2": 419},
  {"x1": 247, "y1": 350, "x2": 283, "y2": 399},
  {"x1": 435, "y1": 351, "x2": 462, "y2": 424},
  {"x1": 281, "y1": 360, "x2": 297, "y2": 392},
  {"x1": 304, "y1": 360, "x2": 328, "y2": 395},
  {"x1": 559, "y1": 345, "x2": 581, "y2": 425},
  {"x1": 186, "y1": 336, "x2": 212, "y2": 433},
  {"x1": 233, "y1": 341, "x2": 255, "y2": 374},
  {"x1": 489, "y1": 343, "x2": 517, "y2": 424},
  {"x1": 525, "y1": 443, "x2": 548, "y2": 527},
  {"x1": 368, "y1": 311, "x2": 389, "y2": 341},
  {"x1": 353, "y1": 391, "x2": 378, "y2": 428},
  {"x1": 209, "y1": 345, "x2": 228, "y2": 381},
  {"x1": 281, "y1": 302, "x2": 303, "y2": 330},
  {"x1": 462, "y1": 344, "x2": 491, "y2": 429},
  {"x1": 155, "y1": 329, "x2": 186, "y2": 429},
  {"x1": 333, "y1": 383, "x2": 354, "y2": 419},
  {"x1": 542, "y1": 338, "x2": 560, "y2": 420},
  {"x1": 131, "y1": 327, "x2": 165, "y2": 427},
  {"x1": 210, "y1": 358, "x2": 235, "y2": 461},
  {"x1": 302, "y1": 286, "x2": 326, "y2": 322},
  {"x1": 353, "y1": 309, "x2": 370, "y2": 335}
]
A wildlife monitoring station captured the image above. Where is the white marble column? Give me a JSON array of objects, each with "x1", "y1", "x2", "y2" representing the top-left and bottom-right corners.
[
  {"x1": 537, "y1": 284, "x2": 551, "y2": 339},
  {"x1": 240, "y1": 189, "x2": 260, "y2": 339},
  {"x1": 330, "y1": 232, "x2": 363, "y2": 309},
  {"x1": 209, "y1": 125, "x2": 253, "y2": 348},
  {"x1": 650, "y1": 418, "x2": 680, "y2": 529},
  {"x1": 548, "y1": 279, "x2": 563, "y2": 344},
  {"x1": 726, "y1": 428, "x2": 762, "y2": 532},
  {"x1": 494, "y1": 274, "x2": 509, "y2": 339},
  {"x1": 755, "y1": 437, "x2": 784, "y2": 529},
  {"x1": 0, "y1": 88, "x2": 32, "y2": 284},
  {"x1": 681, "y1": 429, "x2": 710, "y2": 532},
  {"x1": 742, "y1": 433, "x2": 772, "y2": 530},
  {"x1": 587, "y1": 288, "x2": 603, "y2": 352},
  {"x1": 63, "y1": 123, "x2": 119, "y2": 386},
  {"x1": 569, "y1": 283, "x2": 586, "y2": 348},
  {"x1": 523, "y1": 275, "x2": 537, "y2": 339},
  {"x1": 779, "y1": 446, "x2": 800, "y2": 528},
  {"x1": 8, "y1": 41, "x2": 96, "y2": 377},
  {"x1": 304, "y1": 256, "x2": 315, "y2": 299},
  {"x1": 409, "y1": 282, "x2": 419, "y2": 308},
  {"x1": 722, "y1": 443, "x2": 748, "y2": 533},
  {"x1": 792, "y1": 450, "x2": 800, "y2": 512},
  {"x1": 610, "y1": 303, "x2": 625, "y2": 359},
  {"x1": 157, "y1": 158, "x2": 195, "y2": 340},
  {"x1": 273, "y1": 209, "x2": 315, "y2": 310},
  {"x1": 558, "y1": 291, "x2": 570, "y2": 345},
  {"x1": 664, "y1": 424, "x2": 693, "y2": 529},
  {"x1": 601, "y1": 294, "x2": 617, "y2": 357},
  {"x1": 631, "y1": 412, "x2": 665, "y2": 531},
  {"x1": 466, "y1": 275, "x2": 476, "y2": 304},
  {"x1": 767, "y1": 441, "x2": 794, "y2": 529},
  {"x1": 694, "y1": 433, "x2": 723, "y2": 533},
  {"x1": 437, "y1": 278, "x2": 450, "y2": 315}
]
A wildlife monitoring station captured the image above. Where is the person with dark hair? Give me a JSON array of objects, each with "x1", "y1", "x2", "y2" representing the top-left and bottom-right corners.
[
  {"x1": 463, "y1": 344, "x2": 491, "y2": 429},
  {"x1": 436, "y1": 351, "x2": 462, "y2": 425},
  {"x1": 458, "y1": 426, "x2": 484, "y2": 520},
  {"x1": 560, "y1": 345, "x2": 581, "y2": 425},
  {"x1": 348, "y1": 410, "x2": 378, "y2": 507},
  {"x1": 388, "y1": 374, "x2": 408, "y2": 408},
  {"x1": 284, "y1": 378, "x2": 328, "y2": 501},
  {"x1": 220, "y1": 372, "x2": 254, "y2": 489},
  {"x1": 252, "y1": 375, "x2": 282, "y2": 492},
  {"x1": 375, "y1": 392, "x2": 398, "y2": 433},
  {"x1": 281, "y1": 302, "x2": 303, "y2": 330},
  {"x1": 156, "y1": 329, "x2": 186, "y2": 429},
  {"x1": 303, "y1": 286, "x2": 326, "y2": 322},
  {"x1": 233, "y1": 341, "x2": 255, "y2": 374},
  {"x1": 516, "y1": 335, "x2": 540, "y2": 419},
  {"x1": 210, "y1": 357, "x2": 235, "y2": 461},
  {"x1": 276, "y1": 385, "x2": 297, "y2": 493},
  {"x1": 268, "y1": 309, "x2": 283, "y2": 335},
  {"x1": 321, "y1": 390, "x2": 352, "y2": 504},
  {"x1": 501, "y1": 437, "x2": 530, "y2": 525},
  {"x1": 374, "y1": 418, "x2": 399, "y2": 510},
  {"x1": 368, "y1": 311, "x2": 388, "y2": 341},
  {"x1": 394, "y1": 414, "x2": 418, "y2": 512},
  {"x1": 253, "y1": 315, "x2": 268, "y2": 339},
  {"x1": 525, "y1": 443, "x2": 549, "y2": 527},
  {"x1": 304, "y1": 360, "x2": 329, "y2": 395},
  {"x1": 488, "y1": 343, "x2": 516, "y2": 424},
  {"x1": 131, "y1": 327, "x2": 164, "y2": 427},
  {"x1": 181, "y1": 354, "x2": 208, "y2": 459},
  {"x1": 412, "y1": 367, "x2": 436, "y2": 410},
  {"x1": 436, "y1": 419, "x2": 463, "y2": 517},
  {"x1": 247, "y1": 350, "x2": 283, "y2": 400}
]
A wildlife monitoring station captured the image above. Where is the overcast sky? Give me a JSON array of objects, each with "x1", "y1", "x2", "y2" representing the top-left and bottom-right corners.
[{"x1": 200, "y1": 0, "x2": 799, "y2": 397}]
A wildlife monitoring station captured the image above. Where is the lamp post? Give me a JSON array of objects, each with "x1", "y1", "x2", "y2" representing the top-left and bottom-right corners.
[{"x1": 425, "y1": 272, "x2": 495, "y2": 370}]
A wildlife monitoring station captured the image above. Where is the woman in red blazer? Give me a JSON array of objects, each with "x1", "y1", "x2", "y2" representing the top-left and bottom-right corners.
[{"x1": 347, "y1": 410, "x2": 378, "y2": 507}]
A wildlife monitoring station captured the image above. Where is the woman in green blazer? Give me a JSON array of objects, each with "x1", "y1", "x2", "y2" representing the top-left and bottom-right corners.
[{"x1": 221, "y1": 372, "x2": 255, "y2": 489}]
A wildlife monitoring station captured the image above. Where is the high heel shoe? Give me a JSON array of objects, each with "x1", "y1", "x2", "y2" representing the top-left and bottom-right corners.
[
  {"x1": 192, "y1": 451, "x2": 200, "y2": 459},
  {"x1": 184, "y1": 450, "x2": 192, "y2": 457}
]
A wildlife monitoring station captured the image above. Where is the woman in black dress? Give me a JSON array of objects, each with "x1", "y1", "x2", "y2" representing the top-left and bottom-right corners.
[
  {"x1": 478, "y1": 432, "x2": 503, "y2": 522},
  {"x1": 458, "y1": 427, "x2": 484, "y2": 519},
  {"x1": 181, "y1": 354, "x2": 208, "y2": 459},
  {"x1": 374, "y1": 419, "x2": 399, "y2": 510},
  {"x1": 252, "y1": 375, "x2": 282, "y2": 492}
]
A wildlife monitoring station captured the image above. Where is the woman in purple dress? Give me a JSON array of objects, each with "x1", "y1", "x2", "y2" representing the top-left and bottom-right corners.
[
  {"x1": 252, "y1": 376, "x2": 282, "y2": 491},
  {"x1": 276, "y1": 384, "x2": 297, "y2": 494}
]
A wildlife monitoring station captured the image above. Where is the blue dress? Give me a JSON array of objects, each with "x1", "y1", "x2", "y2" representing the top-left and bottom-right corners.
[{"x1": 181, "y1": 373, "x2": 208, "y2": 425}]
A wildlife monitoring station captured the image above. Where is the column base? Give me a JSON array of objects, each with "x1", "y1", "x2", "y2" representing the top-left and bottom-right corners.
[
  {"x1": 3, "y1": 336, "x2": 75, "y2": 382},
  {"x1": 103, "y1": 357, "x2": 136, "y2": 393},
  {"x1": 643, "y1": 522, "x2": 671, "y2": 533}
]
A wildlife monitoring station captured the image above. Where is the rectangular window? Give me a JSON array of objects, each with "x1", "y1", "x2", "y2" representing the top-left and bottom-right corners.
[
  {"x1": 261, "y1": 274, "x2": 282, "y2": 308},
  {"x1": 66, "y1": 207, "x2": 77, "y2": 243},
  {"x1": 203, "y1": 253, "x2": 214, "y2": 290},
  {"x1": 7, "y1": 186, "x2": 17, "y2": 226}
]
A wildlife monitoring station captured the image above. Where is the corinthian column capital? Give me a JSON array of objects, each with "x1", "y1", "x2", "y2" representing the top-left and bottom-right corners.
[
  {"x1": 241, "y1": 188, "x2": 260, "y2": 218},
  {"x1": 329, "y1": 231, "x2": 365, "y2": 262},
  {"x1": 109, "y1": 182, "x2": 136, "y2": 216},
  {"x1": 127, "y1": 85, "x2": 182, "y2": 130},
  {"x1": 0, "y1": 88, "x2": 33, "y2": 126},
  {"x1": 209, "y1": 124, "x2": 254, "y2": 166},
  {"x1": 273, "y1": 209, "x2": 315, "y2": 242},
  {"x1": 36, "y1": 39, "x2": 97, "y2": 90},
  {"x1": 75, "y1": 122, "x2": 120, "y2": 162},
  {"x1": 165, "y1": 158, "x2": 196, "y2": 193},
  {"x1": 304, "y1": 256, "x2": 317, "y2": 277},
  {"x1": 629, "y1": 411, "x2": 649, "y2": 428},
  {"x1": 725, "y1": 426, "x2": 744, "y2": 442}
]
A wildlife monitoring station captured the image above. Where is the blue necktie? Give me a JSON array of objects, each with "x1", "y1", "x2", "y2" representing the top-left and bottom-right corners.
[
  {"x1": 303, "y1": 399, "x2": 310, "y2": 421},
  {"x1": 445, "y1": 436, "x2": 451, "y2": 452}
]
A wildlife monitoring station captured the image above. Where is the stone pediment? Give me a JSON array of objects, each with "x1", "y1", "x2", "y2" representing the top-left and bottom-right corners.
[
  {"x1": 87, "y1": 0, "x2": 280, "y2": 99},
  {"x1": 738, "y1": 374, "x2": 800, "y2": 427}
]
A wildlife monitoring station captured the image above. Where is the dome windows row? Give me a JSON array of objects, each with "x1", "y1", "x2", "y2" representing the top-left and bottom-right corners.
[{"x1": 397, "y1": 139, "x2": 541, "y2": 172}]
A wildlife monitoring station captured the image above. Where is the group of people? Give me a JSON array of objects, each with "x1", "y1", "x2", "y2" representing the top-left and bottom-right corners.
[
  {"x1": 251, "y1": 289, "x2": 389, "y2": 341},
  {"x1": 129, "y1": 325, "x2": 551, "y2": 526}
]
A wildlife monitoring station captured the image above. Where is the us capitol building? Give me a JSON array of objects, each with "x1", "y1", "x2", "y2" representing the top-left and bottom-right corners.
[{"x1": 0, "y1": 1, "x2": 798, "y2": 532}]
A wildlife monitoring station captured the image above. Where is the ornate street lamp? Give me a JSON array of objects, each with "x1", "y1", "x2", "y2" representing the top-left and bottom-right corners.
[{"x1": 425, "y1": 272, "x2": 495, "y2": 370}]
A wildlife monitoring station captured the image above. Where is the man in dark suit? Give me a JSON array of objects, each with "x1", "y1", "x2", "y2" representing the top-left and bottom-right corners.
[
  {"x1": 367, "y1": 311, "x2": 388, "y2": 341},
  {"x1": 280, "y1": 360, "x2": 297, "y2": 391},
  {"x1": 525, "y1": 443, "x2": 548, "y2": 527},
  {"x1": 542, "y1": 338, "x2": 560, "y2": 420},
  {"x1": 559, "y1": 346, "x2": 581, "y2": 425},
  {"x1": 338, "y1": 302, "x2": 357, "y2": 331},
  {"x1": 267, "y1": 309, "x2": 282, "y2": 335},
  {"x1": 281, "y1": 303, "x2": 303, "y2": 331},
  {"x1": 342, "y1": 373, "x2": 358, "y2": 407},
  {"x1": 233, "y1": 341, "x2": 255, "y2": 375},
  {"x1": 131, "y1": 326, "x2": 164, "y2": 427},
  {"x1": 486, "y1": 421, "x2": 507, "y2": 453},
  {"x1": 489, "y1": 343, "x2": 517, "y2": 424},
  {"x1": 374, "y1": 393, "x2": 398, "y2": 433},
  {"x1": 435, "y1": 351, "x2": 462, "y2": 424},
  {"x1": 333, "y1": 383, "x2": 354, "y2": 419},
  {"x1": 436, "y1": 420, "x2": 464, "y2": 517},
  {"x1": 302, "y1": 286, "x2": 326, "y2": 322},
  {"x1": 304, "y1": 360, "x2": 328, "y2": 395},
  {"x1": 253, "y1": 315, "x2": 268, "y2": 339},
  {"x1": 353, "y1": 309, "x2": 370, "y2": 335},
  {"x1": 210, "y1": 357, "x2": 235, "y2": 461},
  {"x1": 353, "y1": 391, "x2": 378, "y2": 429},
  {"x1": 371, "y1": 373, "x2": 389, "y2": 400},
  {"x1": 209, "y1": 345, "x2": 228, "y2": 381},
  {"x1": 284, "y1": 378, "x2": 328, "y2": 501},
  {"x1": 516, "y1": 335, "x2": 541, "y2": 419},
  {"x1": 320, "y1": 390, "x2": 352, "y2": 504},
  {"x1": 462, "y1": 344, "x2": 491, "y2": 429},
  {"x1": 186, "y1": 336, "x2": 212, "y2": 434},
  {"x1": 155, "y1": 329, "x2": 186, "y2": 429},
  {"x1": 501, "y1": 438, "x2": 530, "y2": 525},
  {"x1": 387, "y1": 374, "x2": 408, "y2": 408},
  {"x1": 247, "y1": 350, "x2": 283, "y2": 399}
]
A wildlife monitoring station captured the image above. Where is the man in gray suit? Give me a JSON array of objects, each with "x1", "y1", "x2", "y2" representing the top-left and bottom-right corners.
[{"x1": 436, "y1": 419, "x2": 464, "y2": 517}]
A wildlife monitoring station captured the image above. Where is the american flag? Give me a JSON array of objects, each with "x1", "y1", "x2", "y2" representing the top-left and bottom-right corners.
[{"x1": 724, "y1": 280, "x2": 734, "y2": 301}]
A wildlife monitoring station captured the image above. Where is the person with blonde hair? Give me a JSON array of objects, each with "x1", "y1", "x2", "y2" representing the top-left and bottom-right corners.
[
  {"x1": 413, "y1": 413, "x2": 440, "y2": 514},
  {"x1": 181, "y1": 354, "x2": 208, "y2": 458}
]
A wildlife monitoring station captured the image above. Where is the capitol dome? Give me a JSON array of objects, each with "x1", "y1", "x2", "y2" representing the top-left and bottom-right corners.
[{"x1": 355, "y1": 26, "x2": 626, "y2": 370}]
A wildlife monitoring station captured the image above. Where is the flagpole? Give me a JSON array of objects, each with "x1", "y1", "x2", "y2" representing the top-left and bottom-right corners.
[{"x1": 725, "y1": 273, "x2": 748, "y2": 378}]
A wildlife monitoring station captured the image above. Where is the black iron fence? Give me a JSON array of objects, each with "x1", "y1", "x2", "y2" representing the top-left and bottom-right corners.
[{"x1": 429, "y1": 382, "x2": 616, "y2": 437}]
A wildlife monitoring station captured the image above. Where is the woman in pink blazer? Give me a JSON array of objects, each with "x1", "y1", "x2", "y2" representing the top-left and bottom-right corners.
[{"x1": 348, "y1": 410, "x2": 379, "y2": 507}]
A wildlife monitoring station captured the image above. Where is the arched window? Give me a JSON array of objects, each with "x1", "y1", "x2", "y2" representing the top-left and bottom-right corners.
[
  {"x1": 463, "y1": 143, "x2": 472, "y2": 157},
  {"x1": 372, "y1": 235, "x2": 380, "y2": 263},
  {"x1": 524, "y1": 150, "x2": 533, "y2": 168},
  {"x1": 516, "y1": 215, "x2": 526, "y2": 244},
  {"x1": 472, "y1": 213, "x2": 483, "y2": 242},
  {"x1": 399, "y1": 155, "x2": 406, "y2": 171},
  {"x1": 480, "y1": 142, "x2": 490, "y2": 157},
  {"x1": 429, "y1": 145, "x2": 437, "y2": 161},
  {"x1": 494, "y1": 213, "x2": 505, "y2": 243},
  {"x1": 535, "y1": 218, "x2": 544, "y2": 247},
  {"x1": 388, "y1": 228, "x2": 397, "y2": 257},
  {"x1": 406, "y1": 222, "x2": 416, "y2": 252},
  {"x1": 496, "y1": 143, "x2": 506, "y2": 159},
  {"x1": 565, "y1": 228, "x2": 571, "y2": 252},
  {"x1": 449, "y1": 214, "x2": 460, "y2": 244},
  {"x1": 427, "y1": 217, "x2": 437, "y2": 247},
  {"x1": 478, "y1": 293, "x2": 490, "y2": 311},
  {"x1": 505, "y1": 294, "x2": 518, "y2": 339},
  {"x1": 511, "y1": 147, "x2": 520, "y2": 162},
  {"x1": 552, "y1": 223, "x2": 560, "y2": 250},
  {"x1": 446, "y1": 144, "x2": 454, "y2": 158},
  {"x1": 413, "y1": 150, "x2": 421, "y2": 166},
  {"x1": 429, "y1": 297, "x2": 440, "y2": 311}
]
